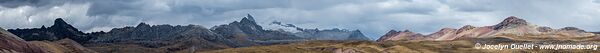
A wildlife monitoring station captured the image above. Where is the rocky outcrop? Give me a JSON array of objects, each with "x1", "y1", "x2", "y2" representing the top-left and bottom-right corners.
[
  {"x1": 376, "y1": 30, "x2": 425, "y2": 42},
  {"x1": 559, "y1": 27, "x2": 584, "y2": 32},
  {"x1": 493, "y1": 16, "x2": 529, "y2": 30},
  {"x1": 0, "y1": 27, "x2": 47, "y2": 53},
  {"x1": 456, "y1": 25, "x2": 475, "y2": 34},
  {"x1": 537, "y1": 26, "x2": 553, "y2": 32}
]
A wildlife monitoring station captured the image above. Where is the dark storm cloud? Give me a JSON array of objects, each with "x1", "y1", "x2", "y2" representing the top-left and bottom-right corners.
[
  {"x1": 1, "y1": 0, "x2": 600, "y2": 40},
  {"x1": 0, "y1": 0, "x2": 86, "y2": 8},
  {"x1": 86, "y1": 0, "x2": 136, "y2": 16}
]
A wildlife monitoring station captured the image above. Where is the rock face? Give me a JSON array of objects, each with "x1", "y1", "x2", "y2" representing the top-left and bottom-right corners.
[
  {"x1": 0, "y1": 27, "x2": 47, "y2": 53},
  {"x1": 8, "y1": 18, "x2": 91, "y2": 43},
  {"x1": 377, "y1": 16, "x2": 597, "y2": 42}
]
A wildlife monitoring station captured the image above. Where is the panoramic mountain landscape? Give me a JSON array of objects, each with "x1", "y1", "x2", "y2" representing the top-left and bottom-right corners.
[
  {"x1": 3, "y1": 0, "x2": 600, "y2": 53},
  {"x1": 3, "y1": 15, "x2": 600, "y2": 53}
]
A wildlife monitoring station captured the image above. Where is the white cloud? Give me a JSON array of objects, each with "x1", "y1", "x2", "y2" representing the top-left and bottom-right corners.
[{"x1": 0, "y1": 3, "x2": 92, "y2": 28}]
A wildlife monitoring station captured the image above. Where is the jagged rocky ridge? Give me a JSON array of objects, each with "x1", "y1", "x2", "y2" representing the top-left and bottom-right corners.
[
  {"x1": 377, "y1": 16, "x2": 598, "y2": 42},
  {"x1": 7, "y1": 14, "x2": 371, "y2": 52},
  {"x1": 82, "y1": 23, "x2": 245, "y2": 52},
  {"x1": 8, "y1": 18, "x2": 92, "y2": 43}
]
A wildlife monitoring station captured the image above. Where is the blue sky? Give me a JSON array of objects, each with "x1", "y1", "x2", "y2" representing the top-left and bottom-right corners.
[{"x1": 1, "y1": 0, "x2": 600, "y2": 39}]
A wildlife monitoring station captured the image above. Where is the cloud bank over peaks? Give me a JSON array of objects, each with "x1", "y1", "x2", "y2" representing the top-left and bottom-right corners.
[{"x1": 2, "y1": 0, "x2": 600, "y2": 39}]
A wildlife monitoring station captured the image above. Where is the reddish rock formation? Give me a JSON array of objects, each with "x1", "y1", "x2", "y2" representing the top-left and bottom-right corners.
[
  {"x1": 428, "y1": 28, "x2": 456, "y2": 39},
  {"x1": 0, "y1": 27, "x2": 47, "y2": 53},
  {"x1": 376, "y1": 30, "x2": 424, "y2": 42},
  {"x1": 456, "y1": 25, "x2": 475, "y2": 34},
  {"x1": 493, "y1": 16, "x2": 529, "y2": 30},
  {"x1": 377, "y1": 16, "x2": 597, "y2": 42}
]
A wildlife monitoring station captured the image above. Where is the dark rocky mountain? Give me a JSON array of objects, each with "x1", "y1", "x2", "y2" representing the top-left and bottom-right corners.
[
  {"x1": 85, "y1": 23, "x2": 241, "y2": 52},
  {"x1": 211, "y1": 15, "x2": 302, "y2": 41},
  {"x1": 493, "y1": 16, "x2": 529, "y2": 30},
  {"x1": 0, "y1": 27, "x2": 47, "y2": 53},
  {"x1": 8, "y1": 18, "x2": 92, "y2": 43}
]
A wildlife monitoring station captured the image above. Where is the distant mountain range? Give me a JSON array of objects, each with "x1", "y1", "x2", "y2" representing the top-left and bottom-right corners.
[
  {"x1": 377, "y1": 16, "x2": 598, "y2": 42},
  {"x1": 2, "y1": 14, "x2": 371, "y2": 53}
]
